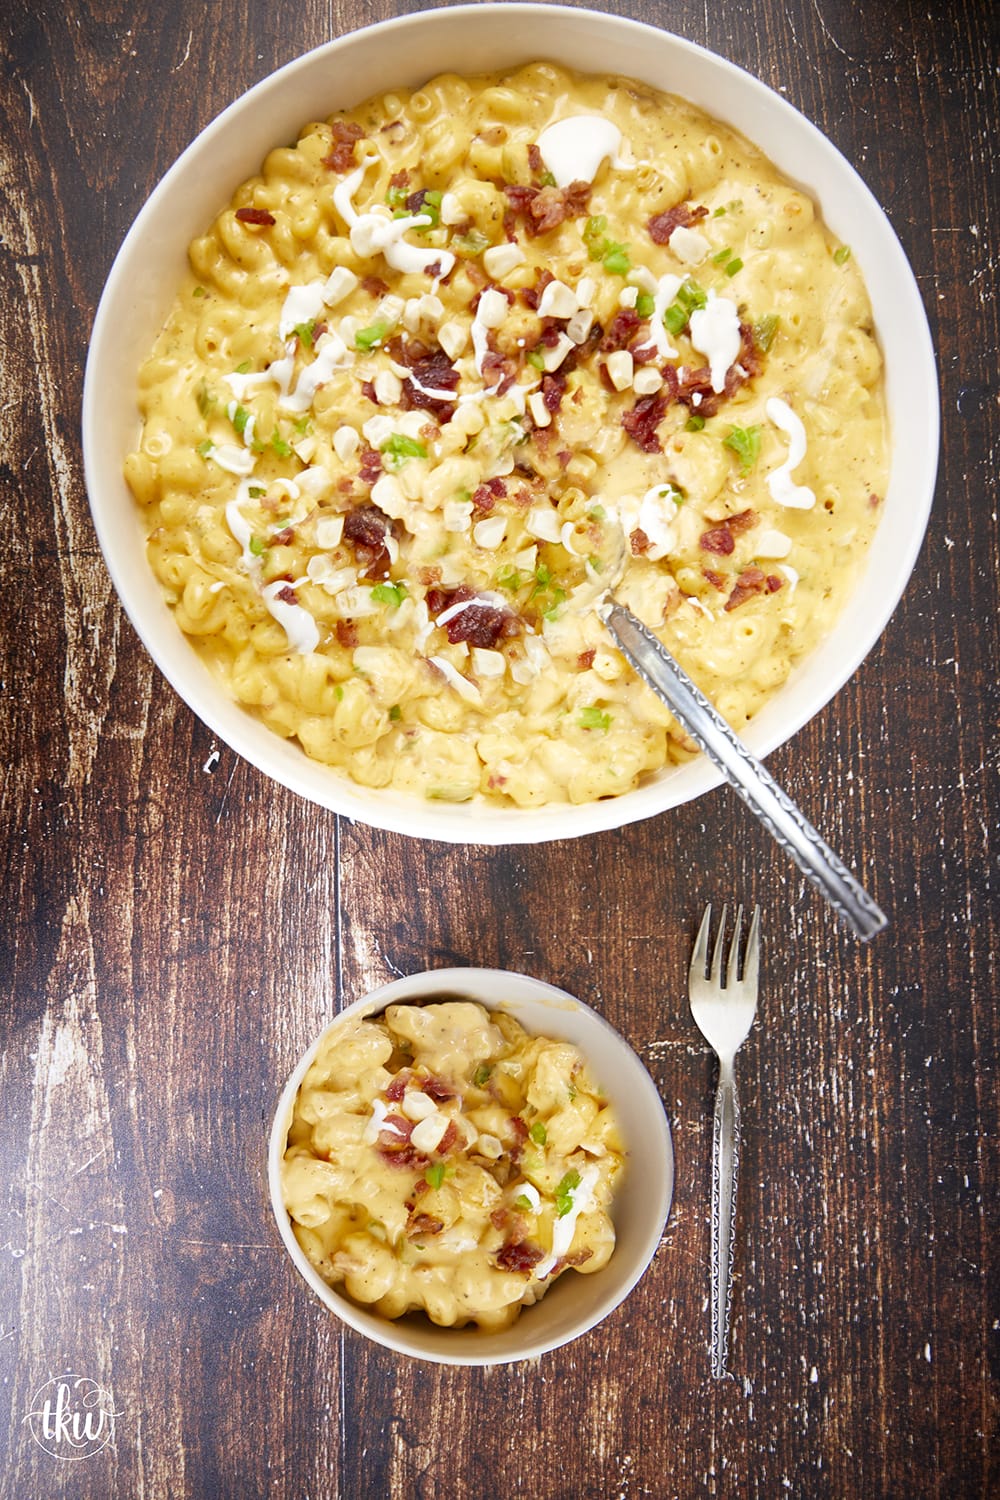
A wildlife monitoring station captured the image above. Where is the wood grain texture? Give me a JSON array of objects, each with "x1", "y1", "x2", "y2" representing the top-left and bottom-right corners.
[{"x1": 1, "y1": 0, "x2": 996, "y2": 1495}]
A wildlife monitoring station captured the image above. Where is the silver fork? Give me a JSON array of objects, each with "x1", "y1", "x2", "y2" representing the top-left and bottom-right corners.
[{"x1": 689, "y1": 902, "x2": 761, "y2": 1379}]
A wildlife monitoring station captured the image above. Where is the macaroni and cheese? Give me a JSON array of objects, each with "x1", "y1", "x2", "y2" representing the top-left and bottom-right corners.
[
  {"x1": 126, "y1": 65, "x2": 887, "y2": 806},
  {"x1": 281, "y1": 1000, "x2": 624, "y2": 1331}
]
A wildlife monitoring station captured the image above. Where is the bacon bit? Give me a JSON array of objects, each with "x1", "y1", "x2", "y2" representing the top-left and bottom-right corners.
[
  {"x1": 344, "y1": 503, "x2": 390, "y2": 578},
  {"x1": 563, "y1": 1248, "x2": 595, "y2": 1268},
  {"x1": 271, "y1": 526, "x2": 295, "y2": 547},
  {"x1": 335, "y1": 619, "x2": 359, "y2": 648},
  {"x1": 727, "y1": 508, "x2": 759, "y2": 534},
  {"x1": 577, "y1": 647, "x2": 596, "y2": 670},
  {"x1": 427, "y1": 583, "x2": 520, "y2": 649},
  {"x1": 321, "y1": 120, "x2": 365, "y2": 173},
  {"x1": 664, "y1": 322, "x2": 763, "y2": 417},
  {"x1": 869, "y1": 491, "x2": 883, "y2": 508},
  {"x1": 394, "y1": 343, "x2": 460, "y2": 422},
  {"x1": 389, "y1": 168, "x2": 411, "y2": 189},
  {"x1": 622, "y1": 394, "x2": 667, "y2": 453},
  {"x1": 275, "y1": 584, "x2": 298, "y2": 605},
  {"x1": 361, "y1": 379, "x2": 379, "y2": 405},
  {"x1": 647, "y1": 201, "x2": 709, "y2": 244},
  {"x1": 361, "y1": 274, "x2": 390, "y2": 298},
  {"x1": 700, "y1": 523, "x2": 736, "y2": 556},
  {"x1": 725, "y1": 565, "x2": 767, "y2": 611},
  {"x1": 527, "y1": 142, "x2": 543, "y2": 174},
  {"x1": 630, "y1": 527, "x2": 653, "y2": 556},
  {"x1": 601, "y1": 308, "x2": 643, "y2": 352},
  {"x1": 511, "y1": 486, "x2": 534, "y2": 510},
  {"x1": 766, "y1": 573, "x2": 785, "y2": 592},
  {"x1": 422, "y1": 1075, "x2": 456, "y2": 1103},
  {"x1": 496, "y1": 1239, "x2": 545, "y2": 1273},
  {"x1": 357, "y1": 447, "x2": 383, "y2": 486},
  {"x1": 406, "y1": 1212, "x2": 444, "y2": 1238},
  {"x1": 490, "y1": 1207, "x2": 509, "y2": 1232},
  {"x1": 437, "y1": 1120, "x2": 458, "y2": 1154},
  {"x1": 541, "y1": 372, "x2": 567, "y2": 414},
  {"x1": 521, "y1": 267, "x2": 555, "y2": 311},
  {"x1": 471, "y1": 477, "x2": 507, "y2": 514},
  {"x1": 418, "y1": 565, "x2": 443, "y2": 587},
  {"x1": 384, "y1": 1073, "x2": 410, "y2": 1102},
  {"x1": 702, "y1": 568, "x2": 727, "y2": 590},
  {"x1": 503, "y1": 180, "x2": 592, "y2": 236},
  {"x1": 235, "y1": 207, "x2": 275, "y2": 226},
  {"x1": 481, "y1": 341, "x2": 518, "y2": 396}
]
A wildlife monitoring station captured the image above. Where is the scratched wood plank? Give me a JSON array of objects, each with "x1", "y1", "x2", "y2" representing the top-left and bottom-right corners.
[{"x1": 0, "y1": 0, "x2": 997, "y2": 1496}]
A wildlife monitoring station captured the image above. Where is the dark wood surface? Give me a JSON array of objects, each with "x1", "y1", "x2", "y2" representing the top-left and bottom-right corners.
[{"x1": 1, "y1": 1, "x2": 996, "y2": 1495}]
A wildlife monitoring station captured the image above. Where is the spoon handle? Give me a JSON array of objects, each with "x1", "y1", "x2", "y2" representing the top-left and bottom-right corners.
[{"x1": 601, "y1": 602, "x2": 887, "y2": 941}]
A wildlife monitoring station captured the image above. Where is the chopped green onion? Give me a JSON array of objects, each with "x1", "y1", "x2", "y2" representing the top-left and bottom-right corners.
[
  {"x1": 833, "y1": 244, "x2": 852, "y2": 265},
  {"x1": 248, "y1": 485, "x2": 266, "y2": 498},
  {"x1": 452, "y1": 228, "x2": 491, "y2": 257},
  {"x1": 514, "y1": 1193, "x2": 535, "y2": 1211},
  {"x1": 249, "y1": 535, "x2": 266, "y2": 557},
  {"x1": 195, "y1": 382, "x2": 215, "y2": 417},
  {"x1": 293, "y1": 415, "x2": 312, "y2": 435},
  {"x1": 723, "y1": 424, "x2": 762, "y2": 473},
  {"x1": 495, "y1": 564, "x2": 528, "y2": 592},
  {"x1": 424, "y1": 1162, "x2": 445, "y2": 1190},
  {"x1": 535, "y1": 563, "x2": 552, "y2": 587},
  {"x1": 555, "y1": 1169, "x2": 581, "y2": 1217},
  {"x1": 473, "y1": 1063, "x2": 491, "y2": 1087},
  {"x1": 355, "y1": 318, "x2": 392, "y2": 351},
  {"x1": 602, "y1": 243, "x2": 631, "y2": 277},
  {"x1": 386, "y1": 184, "x2": 410, "y2": 208},
  {"x1": 712, "y1": 206, "x2": 727, "y2": 218},
  {"x1": 235, "y1": 359, "x2": 252, "y2": 374},
  {"x1": 380, "y1": 433, "x2": 427, "y2": 464},
  {"x1": 712, "y1": 246, "x2": 734, "y2": 265},
  {"x1": 416, "y1": 189, "x2": 443, "y2": 228},
  {"x1": 371, "y1": 581, "x2": 407, "y2": 608},
  {"x1": 579, "y1": 705, "x2": 611, "y2": 731},
  {"x1": 192, "y1": 285, "x2": 206, "y2": 298},
  {"x1": 294, "y1": 320, "x2": 317, "y2": 348},
  {"x1": 231, "y1": 404, "x2": 250, "y2": 436},
  {"x1": 426, "y1": 785, "x2": 476, "y2": 802},
  {"x1": 725, "y1": 257, "x2": 743, "y2": 277},
  {"x1": 529, "y1": 1121, "x2": 547, "y2": 1146},
  {"x1": 635, "y1": 291, "x2": 656, "y2": 318},
  {"x1": 685, "y1": 414, "x2": 706, "y2": 432},
  {"x1": 583, "y1": 214, "x2": 608, "y2": 244},
  {"x1": 587, "y1": 503, "x2": 607, "y2": 521},
  {"x1": 753, "y1": 313, "x2": 780, "y2": 353},
  {"x1": 388, "y1": 704, "x2": 402, "y2": 722},
  {"x1": 270, "y1": 433, "x2": 292, "y2": 457},
  {"x1": 678, "y1": 278, "x2": 708, "y2": 312},
  {"x1": 196, "y1": 438, "x2": 213, "y2": 458},
  {"x1": 663, "y1": 300, "x2": 689, "y2": 336},
  {"x1": 526, "y1": 349, "x2": 546, "y2": 370}
]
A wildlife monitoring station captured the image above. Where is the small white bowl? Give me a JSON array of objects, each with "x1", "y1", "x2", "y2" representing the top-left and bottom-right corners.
[
  {"x1": 84, "y1": 5, "x2": 938, "y2": 842},
  {"x1": 267, "y1": 967, "x2": 673, "y2": 1364}
]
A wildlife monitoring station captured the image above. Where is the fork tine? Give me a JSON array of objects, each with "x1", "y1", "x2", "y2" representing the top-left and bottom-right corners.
[
  {"x1": 710, "y1": 903, "x2": 728, "y2": 987},
  {"x1": 691, "y1": 903, "x2": 712, "y2": 981},
  {"x1": 743, "y1": 905, "x2": 761, "y2": 994},
  {"x1": 727, "y1": 904, "x2": 744, "y2": 988}
]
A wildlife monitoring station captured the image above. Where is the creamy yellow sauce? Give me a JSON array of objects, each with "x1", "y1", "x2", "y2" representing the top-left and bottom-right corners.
[
  {"x1": 126, "y1": 65, "x2": 888, "y2": 807},
  {"x1": 281, "y1": 1001, "x2": 624, "y2": 1331}
]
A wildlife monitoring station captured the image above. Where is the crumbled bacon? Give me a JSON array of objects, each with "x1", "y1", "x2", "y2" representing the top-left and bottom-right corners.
[
  {"x1": 727, "y1": 508, "x2": 759, "y2": 534},
  {"x1": 630, "y1": 527, "x2": 653, "y2": 556},
  {"x1": 503, "y1": 180, "x2": 591, "y2": 236},
  {"x1": 700, "y1": 524, "x2": 736, "y2": 556},
  {"x1": 357, "y1": 447, "x2": 383, "y2": 486},
  {"x1": 601, "y1": 308, "x2": 644, "y2": 352},
  {"x1": 343, "y1": 503, "x2": 391, "y2": 577},
  {"x1": 272, "y1": 526, "x2": 295, "y2": 546},
  {"x1": 361, "y1": 379, "x2": 379, "y2": 406},
  {"x1": 471, "y1": 477, "x2": 507, "y2": 514},
  {"x1": 664, "y1": 323, "x2": 763, "y2": 416},
  {"x1": 361, "y1": 274, "x2": 390, "y2": 298},
  {"x1": 702, "y1": 568, "x2": 727, "y2": 591},
  {"x1": 275, "y1": 584, "x2": 298, "y2": 605},
  {"x1": 521, "y1": 267, "x2": 555, "y2": 310},
  {"x1": 622, "y1": 394, "x2": 667, "y2": 453},
  {"x1": 481, "y1": 339, "x2": 518, "y2": 397},
  {"x1": 394, "y1": 343, "x2": 460, "y2": 421},
  {"x1": 527, "y1": 142, "x2": 543, "y2": 174},
  {"x1": 421, "y1": 1075, "x2": 456, "y2": 1103},
  {"x1": 389, "y1": 168, "x2": 410, "y2": 189},
  {"x1": 490, "y1": 1207, "x2": 509, "y2": 1232},
  {"x1": 541, "y1": 372, "x2": 567, "y2": 414},
  {"x1": 407, "y1": 1212, "x2": 444, "y2": 1238},
  {"x1": 437, "y1": 1120, "x2": 458, "y2": 1154},
  {"x1": 647, "y1": 201, "x2": 709, "y2": 244},
  {"x1": 496, "y1": 1239, "x2": 545, "y2": 1273},
  {"x1": 235, "y1": 207, "x2": 275, "y2": 226},
  {"x1": 322, "y1": 120, "x2": 365, "y2": 173},
  {"x1": 384, "y1": 1073, "x2": 410, "y2": 1102},
  {"x1": 725, "y1": 565, "x2": 767, "y2": 611},
  {"x1": 577, "y1": 647, "x2": 596, "y2": 670},
  {"x1": 426, "y1": 583, "x2": 520, "y2": 649},
  {"x1": 766, "y1": 574, "x2": 785, "y2": 592},
  {"x1": 335, "y1": 619, "x2": 358, "y2": 648}
]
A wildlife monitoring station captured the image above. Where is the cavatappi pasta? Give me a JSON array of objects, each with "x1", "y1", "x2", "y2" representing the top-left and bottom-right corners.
[
  {"x1": 281, "y1": 1001, "x2": 624, "y2": 1330},
  {"x1": 126, "y1": 64, "x2": 888, "y2": 806}
]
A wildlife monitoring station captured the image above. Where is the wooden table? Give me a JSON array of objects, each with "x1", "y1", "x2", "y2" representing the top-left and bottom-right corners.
[{"x1": 1, "y1": 1, "x2": 996, "y2": 1495}]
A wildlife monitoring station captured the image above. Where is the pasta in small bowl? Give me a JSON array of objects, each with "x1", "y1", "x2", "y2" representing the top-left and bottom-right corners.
[
  {"x1": 84, "y1": 5, "x2": 937, "y2": 841},
  {"x1": 267, "y1": 968, "x2": 673, "y2": 1363}
]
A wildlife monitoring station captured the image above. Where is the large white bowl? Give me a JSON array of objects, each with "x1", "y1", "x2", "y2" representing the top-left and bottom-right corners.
[
  {"x1": 83, "y1": 4, "x2": 938, "y2": 843},
  {"x1": 267, "y1": 967, "x2": 673, "y2": 1364}
]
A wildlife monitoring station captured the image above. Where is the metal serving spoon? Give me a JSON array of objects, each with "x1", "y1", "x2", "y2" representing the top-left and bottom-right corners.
[{"x1": 582, "y1": 527, "x2": 887, "y2": 941}]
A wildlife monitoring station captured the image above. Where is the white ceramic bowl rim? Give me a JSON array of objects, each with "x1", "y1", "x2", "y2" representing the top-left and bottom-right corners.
[
  {"x1": 267, "y1": 967, "x2": 674, "y2": 1365},
  {"x1": 83, "y1": 4, "x2": 939, "y2": 843}
]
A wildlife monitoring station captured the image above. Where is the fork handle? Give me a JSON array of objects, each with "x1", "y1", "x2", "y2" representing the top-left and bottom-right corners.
[{"x1": 711, "y1": 1058, "x2": 741, "y2": 1379}]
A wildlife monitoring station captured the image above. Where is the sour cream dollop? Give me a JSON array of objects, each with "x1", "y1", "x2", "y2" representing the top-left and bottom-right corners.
[
  {"x1": 688, "y1": 293, "x2": 742, "y2": 394},
  {"x1": 536, "y1": 116, "x2": 626, "y2": 188}
]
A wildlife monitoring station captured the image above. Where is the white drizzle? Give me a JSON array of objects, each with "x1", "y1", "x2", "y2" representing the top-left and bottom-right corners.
[
  {"x1": 261, "y1": 579, "x2": 320, "y2": 654},
  {"x1": 688, "y1": 292, "x2": 742, "y2": 393},
  {"x1": 536, "y1": 117, "x2": 627, "y2": 188},
  {"x1": 765, "y1": 397, "x2": 816, "y2": 509},
  {"x1": 535, "y1": 1164, "x2": 600, "y2": 1278}
]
